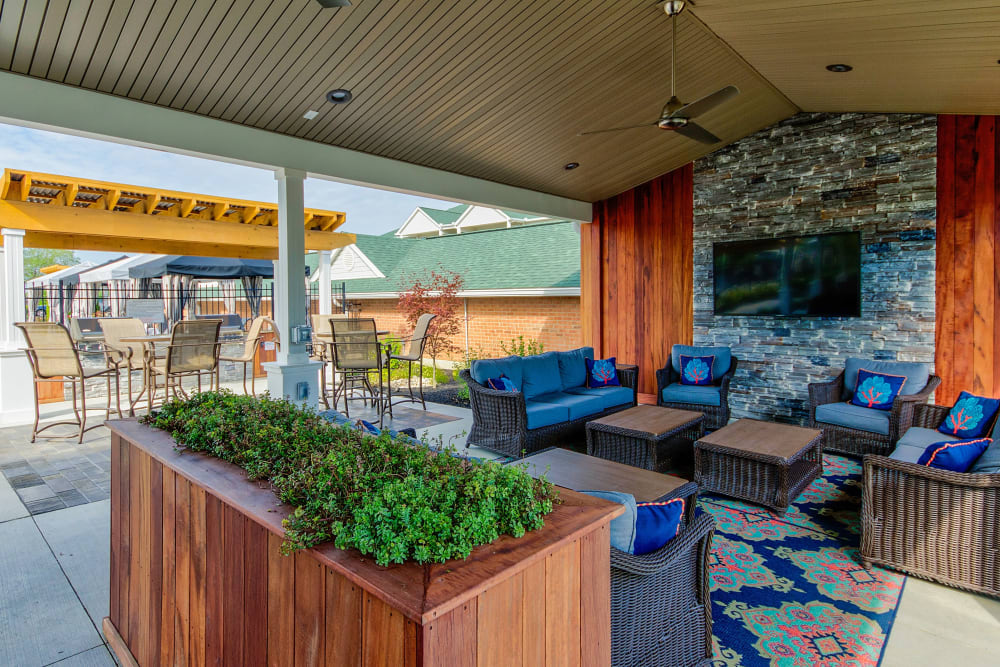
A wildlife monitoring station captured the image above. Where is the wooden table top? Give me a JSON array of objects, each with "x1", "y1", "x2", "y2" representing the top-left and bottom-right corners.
[
  {"x1": 697, "y1": 418, "x2": 822, "y2": 459},
  {"x1": 587, "y1": 404, "x2": 704, "y2": 436},
  {"x1": 119, "y1": 334, "x2": 172, "y2": 343},
  {"x1": 517, "y1": 447, "x2": 691, "y2": 503},
  {"x1": 313, "y1": 330, "x2": 390, "y2": 340}
]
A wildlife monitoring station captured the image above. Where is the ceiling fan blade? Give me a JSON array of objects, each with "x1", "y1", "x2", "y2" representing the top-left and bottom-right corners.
[
  {"x1": 674, "y1": 85, "x2": 740, "y2": 119},
  {"x1": 579, "y1": 122, "x2": 658, "y2": 136},
  {"x1": 674, "y1": 121, "x2": 722, "y2": 144}
]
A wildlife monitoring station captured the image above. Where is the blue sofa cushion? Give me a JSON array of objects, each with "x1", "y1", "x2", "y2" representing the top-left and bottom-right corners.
[
  {"x1": 842, "y1": 358, "x2": 930, "y2": 400},
  {"x1": 888, "y1": 442, "x2": 928, "y2": 464},
  {"x1": 565, "y1": 385, "x2": 633, "y2": 410},
  {"x1": 918, "y1": 438, "x2": 992, "y2": 472},
  {"x1": 897, "y1": 427, "x2": 961, "y2": 450},
  {"x1": 850, "y1": 369, "x2": 907, "y2": 411},
  {"x1": 814, "y1": 402, "x2": 890, "y2": 435},
  {"x1": 525, "y1": 400, "x2": 569, "y2": 430},
  {"x1": 679, "y1": 354, "x2": 715, "y2": 386},
  {"x1": 580, "y1": 490, "x2": 636, "y2": 553},
  {"x1": 586, "y1": 357, "x2": 621, "y2": 388},
  {"x1": 971, "y1": 430, "x2": 1000, "y2": 473},
  {"x1": 472, "y1": 356, "x2": 524, "y2": 391},
  {"x1": 633, "y1": 499, "x2": 685, "y2": 555},
  {"x1": 938, "y1": 391, "x2": 1000, "y2": 439},
  {"x1": 532, "y1": 391, "x2": 606, "y2": 421},
  {"x1": 521, "y1": 352, "x2": 563, "y2": 399},
  {"x1": 556, "y1": 346, "x2": 594, "y2": 390},
  {"x1": 672, "y1": 345, "x2": 731, "y2": 378},
  {"x1": 661, "y1": 383, "x2": 721, "y2": 407}
]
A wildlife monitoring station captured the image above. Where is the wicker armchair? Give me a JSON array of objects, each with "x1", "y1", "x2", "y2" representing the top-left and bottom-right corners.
[
  {"x1": 656, "y1": 358, "x2": 738, "y2": 431},
  {"x1": 461, "y1": 364, "x2": 638, "y2": 458},
  {"x1": 611, "y1": 514, "x2": 716, "y2": 667},
  {"x1": 861, "y1": 403, "x2": 1000, "y2": 598},
  {"x1": 809, "y1": 370, "x2": 941, "y2": 457}
]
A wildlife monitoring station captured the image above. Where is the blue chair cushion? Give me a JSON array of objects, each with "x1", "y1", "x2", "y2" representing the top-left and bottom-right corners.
[
  {"x1": 970, "y1": 437, "x2": 1000, "y2": 474},
  {"x1": 842, "y1": 358, "x2": 930, "y2": 400},
  {"x1": 472, "y1": 356, "x2": 524, "y2": 391},
  {"x1": 672, "y1": 345, "x2": 731, "y2": 378},
  {"x1": 633, "y1": 499, "x2": 685, "y2": 555},
  {"x1": 661, "y1": 383, "x2": 721, "y2": 407},
  {"x1": 521, "y1": 352, "x2": 563, "y2": 399},
  {"x1": 938, "y1": 391, "x2": 1000, "y2": 439},
  {"x1": 896, "y1": 427, "x2": 962, "y2": 450},
  {"x1": 814, "y1": 402, "x2": 890, "y2": 435},
  {"x1": 531, "y1": 391, "x2": 605, "y2": 421},
  {"x1": 565, "y1": 385, "x2": 634, "y2": 410},
  {"x1": 319, "y1": 409, "x2": 351, "y2": 426},
  {"x1": 850, "y1": 369, "x2": 908, "y2": 411},
  {"x1": 679, "y1": 354, "x2": 715, "y2": 386},
  {"x1": 486, "y1": 375, "x2": 518, "y2": 392},
  {"x1": 917, "y1": 438, "x2": 992, "y2": 472},
  {"x1": 358, "y1": 419, "x2": 380, "y2": 435},
  {"x1": 586, "y1": 357, "x2": 621, "y2": 388},
  {"x1": 889, "y1": 442, "x2": 929, "y2": 464},
  {"x1": 580, "y1": 490, "x2": 636, "y2": 554},
  {"x1": 556, "y1": 346, "x2": 594, "y2": 390},
  {"x1": 525, "y1": 400, "x2": 569, "y2": 430}
]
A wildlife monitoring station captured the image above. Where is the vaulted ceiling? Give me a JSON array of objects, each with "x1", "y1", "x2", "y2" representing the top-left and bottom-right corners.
[{"x1": 0, "y1": 1, "x2": 996, "y2": 204}]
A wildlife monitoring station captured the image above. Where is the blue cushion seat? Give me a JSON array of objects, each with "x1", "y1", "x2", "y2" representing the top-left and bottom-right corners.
[
  {"x1": 525, "y1": 400, "x2": 569, "y2": 430},
  {"x1": 531, "y1": 391, "x2": 605, "y2": 421},
  {"x1": 556, "y1": 346, "x2": 594, "y2": 390},
  {"x1": 970, "y1": 437, "x2": 1000, "y2": 474},
  {"x1": 889, "y1": 425, "x2": 961, "y2": 464},
  {"x1": 520, "y1": 351, "x2": 563, "y2": 399},
  {"x1": 814, "y1": 401, "x2": 890, "y2": 435},
  {"x1": 661, "y1": 383, "x2": 721, "y2": 407},
  {"x1": 842, "y1": 358, "x2": 930, "y2": 400},
  {"x1": 565, "y1": 385, "x2": 634, "y2": 410},
  {"x1": 672, "y1": 345, "x2": 731, "y2": 379},
  {"x1": 471, "y1": 356, "x2": 524, "y2": 391}
]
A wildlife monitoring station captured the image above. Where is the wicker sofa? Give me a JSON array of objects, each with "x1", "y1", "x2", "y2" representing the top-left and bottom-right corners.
[
  {"x1": 808, "y1": 358, "x2": 941, "y2": 457},
  {"x1": 462, "y1": 347, "x2": 637, "y2": 458},
  {"x1": 861, "y1": 403, "x2": 1000, "y2": 598},
  {"x1": 656, "y1": 345, "x2": 738, "y2": 431}
]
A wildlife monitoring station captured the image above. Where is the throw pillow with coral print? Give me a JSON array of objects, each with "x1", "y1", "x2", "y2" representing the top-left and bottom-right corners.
[
  {"x1": 679, "y1": 355, "x2": 715, "y2": 386},
  {"x1": 586, "y1": 357, "x2": 621, "y2": 388},
  {"x1": 850, "y1": 369, "x2": 907, "y2": 411},
  {"x1": 938, "y1": 391, "x2": 1000, "y2": 439}
]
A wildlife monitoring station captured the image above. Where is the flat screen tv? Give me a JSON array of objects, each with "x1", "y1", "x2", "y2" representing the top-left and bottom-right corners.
[{"x1": 713, "y1": 232, "x2": 861, "y2": 317}]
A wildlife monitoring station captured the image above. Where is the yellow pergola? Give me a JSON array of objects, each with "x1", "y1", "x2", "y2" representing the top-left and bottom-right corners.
[{"x1": 0, "y1": 168, "x2": 354, "y2": 259}]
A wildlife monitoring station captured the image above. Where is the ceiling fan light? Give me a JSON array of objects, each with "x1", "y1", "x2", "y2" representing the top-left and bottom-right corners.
[
  {"x1": 658, "y1": 117, "x2": 689, "y2": 130},
  {"x1": 326, "y1": 89, "x2": 353, "y2": 104},
  {"x1": 663, "y1": 1, "x2": 686, "y2": 17}
]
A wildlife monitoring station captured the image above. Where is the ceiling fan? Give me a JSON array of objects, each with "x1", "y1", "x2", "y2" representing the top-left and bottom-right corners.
[{"x1": 579, "y1": 1, "x2": 739, "y2": 144}]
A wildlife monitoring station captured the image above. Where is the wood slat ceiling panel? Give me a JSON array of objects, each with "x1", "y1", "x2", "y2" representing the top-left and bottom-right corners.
[
  {"x1": 693, "y1": 0, "x2": 1000, "y2": 114},
  {"x1": 0, "y1": 0, "x2": 797, "y2": 202}
]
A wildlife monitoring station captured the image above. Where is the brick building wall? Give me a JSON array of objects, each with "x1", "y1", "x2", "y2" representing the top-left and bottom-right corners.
[{"x1": 354, "y1": 296, "x2": 581, "y2": 361}]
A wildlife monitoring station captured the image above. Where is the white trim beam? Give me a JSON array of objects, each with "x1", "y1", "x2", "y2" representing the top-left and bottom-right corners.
[{"x1": 347, "y1": 287, "x2": 582, "y2": 299}]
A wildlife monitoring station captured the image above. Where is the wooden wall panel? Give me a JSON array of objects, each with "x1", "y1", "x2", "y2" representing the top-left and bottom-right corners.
[
  {"x1": 936, "y1": 115, "x2": 1000, "y2": 404},
  {"x1": 583, "y1": 165, "x2": 694, "y2": 394}
]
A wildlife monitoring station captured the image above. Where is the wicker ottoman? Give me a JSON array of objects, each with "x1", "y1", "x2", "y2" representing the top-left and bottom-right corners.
[
  {"x1": 586, "y1": 405, "x2": 704, "y2": 472},
  {"x1": 694, "y1": 419, "x2": 823, "y2": 513}
]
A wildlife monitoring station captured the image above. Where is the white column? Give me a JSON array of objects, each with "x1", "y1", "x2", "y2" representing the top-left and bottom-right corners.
[
  {"x1": 264, "y1": 169, "x2": 321, "y2": 409},
  {"x1": 318, "y1": 250, "x2": 332, "y2": 315},
  {"x1": 0, "y1": 228, "x2": 34, "y2": 425}
]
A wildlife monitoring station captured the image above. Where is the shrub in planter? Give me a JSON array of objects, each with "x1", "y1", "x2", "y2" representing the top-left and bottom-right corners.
[{"x1": 141, "y1": 391, "x2": 554, "y2": 566}]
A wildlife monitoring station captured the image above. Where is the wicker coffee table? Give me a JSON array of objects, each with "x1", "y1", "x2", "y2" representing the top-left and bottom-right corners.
[
  {"x1": 694, "y1": 419, "x2": 822, "y2": 512},
  {"x1": 586, "y1": 405, "x2": 704, "y2": 472}
]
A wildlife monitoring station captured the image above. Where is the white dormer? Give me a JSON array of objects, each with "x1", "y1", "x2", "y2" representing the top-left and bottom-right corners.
[
  {"x1": 395, "y1": 208, "x2": 445, "y2": 238},
  {"x1": 326, "y1": 244, "x2": 386, "y2": 281},
  {"x1": 454, "y1": 206, "x2": 508, "y2": 233}
]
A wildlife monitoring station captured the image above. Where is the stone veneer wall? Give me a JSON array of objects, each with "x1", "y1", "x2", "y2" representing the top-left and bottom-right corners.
[{"x1": 693, "y1": 112, "x2": 937, "y2": 424}]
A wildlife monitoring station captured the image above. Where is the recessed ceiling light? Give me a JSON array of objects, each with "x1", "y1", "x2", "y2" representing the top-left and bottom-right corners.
[
  {"x1": 315, "y1": 0, "x2": 351, "y2": 7},
  {"x1": 303, "y1": 110, "x2": 319, "y2": 120},
  {"x1": 564, "y1": 162, "x2": 580, "y2": 170},
  {"x1": 326, "y1": 89, "x2": 353, "y2": 104},
  {"x1": 826, "y1": 63, "x2": 853, "y2": 73}
]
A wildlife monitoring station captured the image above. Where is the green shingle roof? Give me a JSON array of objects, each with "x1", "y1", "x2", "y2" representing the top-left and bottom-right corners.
[
  {"x1": 419, "y1": 204, "x2": 469, "y2": 226},
  {"x1": 342, "y1": 222, "x2": 580, "y2": 293}
]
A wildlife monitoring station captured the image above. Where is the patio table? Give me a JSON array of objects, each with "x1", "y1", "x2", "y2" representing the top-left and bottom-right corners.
[{"x1": 586, "y1": 404, "x2": 704, "y2": 472}]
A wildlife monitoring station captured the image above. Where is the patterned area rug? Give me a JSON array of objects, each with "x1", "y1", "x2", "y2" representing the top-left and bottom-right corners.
[{"x1": 702, "y1": 454, "x2": 906, "y2": 667}]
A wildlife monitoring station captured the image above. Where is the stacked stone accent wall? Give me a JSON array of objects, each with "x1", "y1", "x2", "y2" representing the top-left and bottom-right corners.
[{"x1": 693, "y1": 113, "x2": 937, "y2": 424}]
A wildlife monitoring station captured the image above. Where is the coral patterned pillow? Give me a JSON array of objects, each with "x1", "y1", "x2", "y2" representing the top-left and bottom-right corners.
[
  {"x1": 938, "y1": 391, "x2": 1000, "y2": 438},
  {"x1": 850, "y1": 369, "x2": 907, "y2": 411},
  {"x1": 586, "y1": 357, "x2": 621, "y2": 388},
  {"x1": 679, "y1": 355, "x2": 715, "y2": 386}
]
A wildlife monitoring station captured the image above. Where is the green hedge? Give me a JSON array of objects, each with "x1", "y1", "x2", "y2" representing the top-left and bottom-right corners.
[{"x1": 141, "y1": 392, "x2": 554, "y2": 566}]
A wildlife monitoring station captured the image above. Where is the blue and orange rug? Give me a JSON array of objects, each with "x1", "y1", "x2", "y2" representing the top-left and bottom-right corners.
[{"x1": 702, "y1": 454, "x2": 905, "y2": 667}]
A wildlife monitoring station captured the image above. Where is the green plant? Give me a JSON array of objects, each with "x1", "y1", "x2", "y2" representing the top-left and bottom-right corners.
[
  {"x1": 500, "y1": 335, "x2": 545, "y2": 357},
  {"x1": 454, "y1": 347, "x2": 487, "y2": 403},
  {"x1": 141, "y1": 391, "x2": 554, "y2": 566}
]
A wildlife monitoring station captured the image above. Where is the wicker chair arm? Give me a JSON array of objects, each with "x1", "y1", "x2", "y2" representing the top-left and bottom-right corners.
[
  {"x1": 888, "y1": 375, "x2": 942, "y2": 439},
  {"x1": 912, "y1": 403, "x2": 952, "y2": 429},
  {"x1": 808, "y1": 371, "x2": 844, "y2": 424},
  {"x1": 718, "y1": 357, "x2": 738, "y2": 395},
  {"x1": 863, "y1": 454, "x2": 1000, "y2": 488},
  {"x1": 616, "y1": 364, "x2": 639, "y2": 404},
  {"x1": 610, "y1": 513, "x2": 715, "y2": 576},
  {"x1": 655, "y1": 366, "x2": 671, "y2": 395},
  {"x1": 459, "y1": 369, "x2": 527, "y2": 426}
]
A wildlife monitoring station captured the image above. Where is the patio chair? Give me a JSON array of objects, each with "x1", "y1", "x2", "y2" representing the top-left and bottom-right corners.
[
  {"x1": 310, "y1": 314, "x2": 349, "y2": 408},
  {"x1": 99, "y1": 317, "x2": 152, "y2": 415},
  {"x1": 15, "y1": 322, "x2": 122, "y2": 443},
  {"x1": 382, "y1": 313, "x2": 436, "y2": 417},
  {"x1": 147, "y1": 319, "x2": 222, "y2": 408},
  {"x1": 327, "y1": 318, "x2": 384, "y2": 420},
  {"x1": 809, "y1": 358, "x2": 940, "y2": 457},
  {"x1": 611, "y1": 513, "x2": 716, "y2": 667},
  {"x1": 219, "y1": 316, "x2": 276, "y2": 395},
  {"x1": 656, "y1": 345, "x2": 738, "y2": 430}
]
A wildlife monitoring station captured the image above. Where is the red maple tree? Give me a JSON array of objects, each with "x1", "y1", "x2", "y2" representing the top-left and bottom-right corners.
[{"x1": 397, "y1": 268, "x2": 464, "y2": 382}]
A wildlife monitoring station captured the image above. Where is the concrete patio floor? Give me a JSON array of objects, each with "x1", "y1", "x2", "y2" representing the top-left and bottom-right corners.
[{"x1": 1, "y1": 389, "x2": 998, "y2": 666}]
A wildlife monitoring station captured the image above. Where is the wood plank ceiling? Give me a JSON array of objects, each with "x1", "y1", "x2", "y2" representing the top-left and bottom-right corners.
[{"x1": 0, "y1": 1, "x2": 997, "y2": 204}]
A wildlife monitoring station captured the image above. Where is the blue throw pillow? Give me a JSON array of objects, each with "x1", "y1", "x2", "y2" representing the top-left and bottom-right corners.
[
  {"x1": 850, "y1": 368, "x2": 907, "y2": 411},
  {"x1": 633, "y1": 498, "x2": 685, "y2": 555},
  {"x1": 586, "y1": 357, "x2": 621, "y2": 388},
  {"x1": 486, "y1": 374, "x2": 518, "y2": 392},
  {"x1": 356, "y1": 419, "x2": 380, "y2": 435},
  {"x1": 580, "y1": 490, "x2": 637, "y2": 553},
  {"x1": 939, "y1": 391, "x2": 1000, "y2": 438},
  {"x1": 917, "y1": 438, "x2": 992, "y2": 472},
  {"x1": 679, "y1": 354, "x2": 715, "y2": 386}
]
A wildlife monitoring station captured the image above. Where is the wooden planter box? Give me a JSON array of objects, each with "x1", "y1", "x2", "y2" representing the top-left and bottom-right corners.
[{"x1": 104, "y1": 420, "x2": 621, "y2": 666}]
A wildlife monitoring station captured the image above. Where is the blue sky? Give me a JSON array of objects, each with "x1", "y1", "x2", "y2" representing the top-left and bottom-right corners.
[{"x1": 0, "y1": 122, "x2": 457, "y2": 263}]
